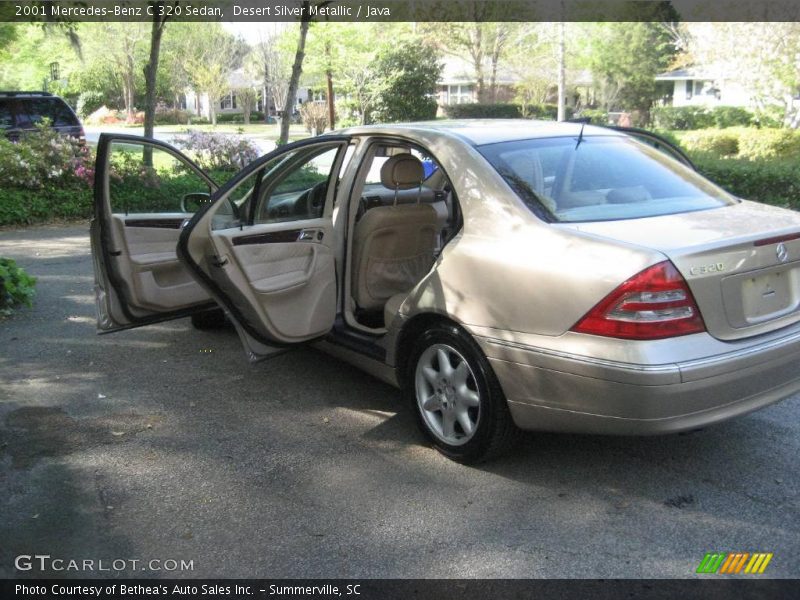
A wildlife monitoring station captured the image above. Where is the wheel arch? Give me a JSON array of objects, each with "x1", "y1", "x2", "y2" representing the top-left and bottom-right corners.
[{"x1": 394, "y1": 311, "x2": 474, "y2": 383}]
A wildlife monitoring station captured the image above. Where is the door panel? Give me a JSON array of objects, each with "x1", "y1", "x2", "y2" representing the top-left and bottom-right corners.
[
  {"x1": 92, "y1": 134, "x2": 219, "y2": 331},
  {"x1": 210, "y1": 222, "x2": 336, "y2": 341},
  {"x1": 180, "y1": 138, "x2": 350, "y2": 359}
]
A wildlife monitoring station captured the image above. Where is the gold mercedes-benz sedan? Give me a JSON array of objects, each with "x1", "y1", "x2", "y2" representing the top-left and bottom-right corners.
[{"x1": 90, "y1": 120, "x2": 800, "y2": 462}]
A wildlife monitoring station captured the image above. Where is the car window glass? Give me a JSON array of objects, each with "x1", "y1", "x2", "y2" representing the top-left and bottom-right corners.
[
  {"x1": 107, "y1": 141, "x2": 212, "y2": 214},
  {"x1": 22, "y1": 98, "x2": 79, "y2": 127},
  {"x1": 254, "y1": 145, "x2": 341, "y2": 224},
  {"x1": 0, "y1": 99, "x2": 14, "y2": 129},
  {"x1": 364, "y1": 147, "x2": 438, "y2": 186},
  {"x1": 478, "y1": 136, "x2": 734, "y2": 222}
]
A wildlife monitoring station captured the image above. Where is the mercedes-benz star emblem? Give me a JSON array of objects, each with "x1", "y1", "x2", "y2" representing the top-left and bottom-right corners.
[{"x1": 776, "y1": 243, "x2": 789, "y2": 263}]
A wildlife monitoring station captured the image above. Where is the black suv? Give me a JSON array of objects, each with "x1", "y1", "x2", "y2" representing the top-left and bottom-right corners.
[{"x1": 0, "y1": 91, "x2": 85, "y2": 143}]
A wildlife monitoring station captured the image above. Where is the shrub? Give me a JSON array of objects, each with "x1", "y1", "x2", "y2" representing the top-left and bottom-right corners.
[
  {"x1": 0, "y1": 258, "x2": 37, "y2": 316},
  {"x1": 709, "y1": 106, "x2": 752, "y2": 128},
  {"x1": 0, "y1": 187, "x2": 93, "y2": 226},
  {"x1": 752, "y1": 106, "x2": 784, "y2": 128},
  {"x1": 735, "y1": 127, "x2": 800, "y2": 160},
  {"x1": 155, "y1": 109, "x2": 191, "y2": 125},
  {"x1": 651, "y1": 106, "x2": 714, "y2": 130},
  {"x1": 0, "y1": 121, "x2": 94, "y2": 190},
  {"x1": 575, "y1": 108, "x2": 609, "y2": 125},
  {"x1": 695, "y1": 156, "x2": 800, "y2": 209},
  {"x1": 679, "y1": 129, "x2": 739, "y2": 157},
  {"x1": 370, "y1": 42, "x2": 441, "y2": 123},
  {"x1": 299, "y1": 102, "x2": 330, "y2": 134},
  {"x1": 526, "y1": 103, "x2": 574, "y2": 121},
  {"x1": 76, "y1": 91, "x2": 106, "y2": 119},
  {"x1": 442, "y1": 103, "x2": 522, "y2": 119},
  {"x1": 174, "y1": 130, "x2": 260, "y2": 171}
]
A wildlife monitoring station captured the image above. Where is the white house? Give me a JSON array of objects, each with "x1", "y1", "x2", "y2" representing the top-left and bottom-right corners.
[
  {"x1": 183, "y1": 68, "x2": 311, "y2": 121},
  {"x1": 655, "y1": 67, "x2": 753, "y2": 108}
]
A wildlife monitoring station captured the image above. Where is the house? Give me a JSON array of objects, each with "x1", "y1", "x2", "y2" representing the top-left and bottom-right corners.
[
  {"x1": 655, "y1": 68, "x2": 752, "y2": 108},
  {"x1": 437, "y1": 57, "x2": 518, "y2": 106},
  {"x1": 183, "y1": 69, "x2": 311, "y2": 121}
]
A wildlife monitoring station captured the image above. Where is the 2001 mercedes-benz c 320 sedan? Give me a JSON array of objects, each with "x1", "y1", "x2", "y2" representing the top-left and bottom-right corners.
[{"x1": 91, "y1": 120, "x2": 800, "y2": 462}]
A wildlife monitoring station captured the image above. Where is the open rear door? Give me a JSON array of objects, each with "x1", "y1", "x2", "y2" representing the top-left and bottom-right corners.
[
  {"x1": 179, "y1": 136, "x2": 351, "y2": 361},
  {"x1": 91, "y1": 134, "x2": 220, "y2": 332}
]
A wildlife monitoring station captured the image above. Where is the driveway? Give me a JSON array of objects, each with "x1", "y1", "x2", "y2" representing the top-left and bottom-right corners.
[{"x1": 1, "y1": 225, "x2": 799, "y2": 579}]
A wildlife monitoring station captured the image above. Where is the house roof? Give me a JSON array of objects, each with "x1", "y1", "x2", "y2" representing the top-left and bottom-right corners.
[{"x1": 655, "y1": 67, "x2": 716, "y2": 81}]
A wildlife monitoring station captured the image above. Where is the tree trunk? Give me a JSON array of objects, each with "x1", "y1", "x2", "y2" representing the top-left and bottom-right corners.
[
  {"x1": 326, "y1": 69, "x2": 335, "y2": 131},
  {"x1": 280, "y1": 11, "x2": 310, "y2": 146},
  {"x1": 143, "y1": 3, "x2": 167, "y2": 157},
  {"x1": 557, "y1": 22, "x2": 566, "y2": 121}
]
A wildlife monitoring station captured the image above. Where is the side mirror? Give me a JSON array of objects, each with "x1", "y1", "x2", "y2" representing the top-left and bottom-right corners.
[{"x1": 181, "y1": 192, "x2": 211, "y2": 213}]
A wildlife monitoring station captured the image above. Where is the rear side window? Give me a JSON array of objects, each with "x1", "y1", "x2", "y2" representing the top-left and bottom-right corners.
[
  {"x1": 0, "y1": 99, "x2": 14, "y2": 129},
  {"x1": 17, "y1": 98, "x2": 79, "y2": 128}
]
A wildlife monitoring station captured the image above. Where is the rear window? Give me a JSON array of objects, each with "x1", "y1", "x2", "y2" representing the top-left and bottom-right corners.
[
  {"x1": 477, "y1": 136, "x2": 735, "y2": 223},
  {"x1": 16, "y1": 97, "x2": 79, "y2": 128}
]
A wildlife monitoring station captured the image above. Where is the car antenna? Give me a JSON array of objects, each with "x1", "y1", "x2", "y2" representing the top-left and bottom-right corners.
[{"x1": 575, "y1": 121, "x2": 586, "y2": 149}]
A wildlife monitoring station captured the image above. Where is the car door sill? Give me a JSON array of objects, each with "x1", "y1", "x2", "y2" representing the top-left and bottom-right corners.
[{"x1": 325, "y1": 316, "x2": 387, "y2": 362}]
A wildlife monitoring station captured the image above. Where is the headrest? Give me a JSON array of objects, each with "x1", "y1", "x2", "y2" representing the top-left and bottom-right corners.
[{"x1": 380, "y1": 153, "x2": 424, "y2": 190}]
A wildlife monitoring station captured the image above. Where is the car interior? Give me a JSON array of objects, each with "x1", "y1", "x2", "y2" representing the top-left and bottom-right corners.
[{"x1": 345, "y1": 142, "x2": 462, "y2": 332}]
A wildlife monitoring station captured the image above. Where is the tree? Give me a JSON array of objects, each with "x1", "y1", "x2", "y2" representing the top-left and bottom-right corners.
[
  {"x1": 578, "y1": 22, "x2": 676, "y2": 116},
  {"x1": 683, "y1": 23, "x2": 800, "y2": 127},
  {"x1": 370, "y1": 42, "x2": 442, "y2": 123},
  {"x1": 236, "y1": 86, "x2": 258, "y2": 124},
  {"x1": 183, "y1": 24, "x2": 247, "y2": 125},
  {"x1": 143, "y1": 1, "x2": 178, "y2": 144},
  {"x1": 97, "y1": 22, "x2": 149, "y2": 121},
  {"x1": 247, "y1": 29, "x2": 294, "y2": 122},
  {"x1": 280, "y1": 8, "x2": 311, "y2": 145}
]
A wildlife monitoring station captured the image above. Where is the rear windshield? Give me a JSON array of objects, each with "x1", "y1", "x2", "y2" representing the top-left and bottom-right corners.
[
  {"x1": 477, "y1": 135, "x2": 735, "y2": 222},
  {"x1": 11, "y1": 97, "x2": 80, "y2": 128}
]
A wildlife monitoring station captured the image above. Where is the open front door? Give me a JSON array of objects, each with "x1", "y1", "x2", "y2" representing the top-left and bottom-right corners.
[
  {"x1": 179, "y1": 137, "x2": 351, "y2": 361},
  {"x1": 91, "y1": 134, "x2": 220, "y2": 332}
]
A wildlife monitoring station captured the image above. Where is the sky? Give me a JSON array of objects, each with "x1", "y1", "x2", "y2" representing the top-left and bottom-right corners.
[{"x1": 223, "y1": 22, "x2": 293, "y2": 44}]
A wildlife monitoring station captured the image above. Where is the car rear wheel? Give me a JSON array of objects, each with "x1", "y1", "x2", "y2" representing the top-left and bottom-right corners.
[{"x1": 407, "y1": 323, "x2": 519, "y2": 463}]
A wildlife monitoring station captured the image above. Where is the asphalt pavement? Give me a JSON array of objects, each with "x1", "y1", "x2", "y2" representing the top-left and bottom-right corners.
[{"x1": 1, "y1": 224, "x2": 799, "y2": 579}]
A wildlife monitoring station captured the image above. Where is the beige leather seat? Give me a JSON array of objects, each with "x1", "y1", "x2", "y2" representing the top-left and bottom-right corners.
[{"x1": 352, "y1": 153, "x2": 438, "y2": 313}]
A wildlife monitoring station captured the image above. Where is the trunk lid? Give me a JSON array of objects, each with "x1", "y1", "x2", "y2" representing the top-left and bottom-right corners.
[{"x1": 561, "y1": 200, "x2": 800, "y2": 341}]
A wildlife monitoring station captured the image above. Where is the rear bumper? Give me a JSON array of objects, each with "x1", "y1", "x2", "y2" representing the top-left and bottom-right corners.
[{"x1": 479, "y1": 329, "x2": 800, "y2": 435}]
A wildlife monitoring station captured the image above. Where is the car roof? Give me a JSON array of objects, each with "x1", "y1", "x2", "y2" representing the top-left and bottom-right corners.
[{"x1": 337, "y1": 119, "x2": 624, "y2": 146}]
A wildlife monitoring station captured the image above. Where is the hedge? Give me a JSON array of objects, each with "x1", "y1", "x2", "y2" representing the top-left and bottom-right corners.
[
  {"x1": 441, "y1": 103, "x2": 575, "y2": 121},
  {"x1": 442, "y1": 103, "x2": 522, "y2": 119},
  {"x1": 652, "y1": 105, "x2": 785, "y2": 130},
  {"x1": 694, "y1": 156, "x2": 800, "y2": 210},
  {"x1": 0, "y1": 187, "x2": 93, "y2": 226},
  {"x1": 677, "y1": 127, "x2": 800, "y2": 161}
]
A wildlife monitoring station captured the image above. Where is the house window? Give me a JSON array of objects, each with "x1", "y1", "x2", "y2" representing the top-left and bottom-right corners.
[
  {"x1": 220, "y1": 93, "x2": 237, "y2": 110},
  {"x1": 685, "y1": 80, "x2": 693, "y2": 100},
  {"x1": 447, "y1": 84, "x2": 473, "y2": 105}
]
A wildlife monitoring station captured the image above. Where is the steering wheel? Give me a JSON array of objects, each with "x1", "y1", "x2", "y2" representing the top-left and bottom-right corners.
[{"x1": 299, "y1": 181, "x2": 329, "y2": 217}]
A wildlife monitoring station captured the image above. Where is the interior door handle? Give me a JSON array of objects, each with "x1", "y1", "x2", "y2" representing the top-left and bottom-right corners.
[{"x1": 297, "y1": 229, "x2": 320, "y2": 241}]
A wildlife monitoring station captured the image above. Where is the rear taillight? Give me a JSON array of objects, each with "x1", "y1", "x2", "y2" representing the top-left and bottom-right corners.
[{"x1": 571, "y1": 260, "x2": 706, "y2": 340}]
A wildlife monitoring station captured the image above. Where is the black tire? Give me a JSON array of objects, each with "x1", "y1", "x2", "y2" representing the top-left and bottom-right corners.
[
  {"x1": 190, "y1": 308, "x2": 228, "y2": 330},
  {"x1": 405, "y1": 323, "x2": 520, "y2": 463}
]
